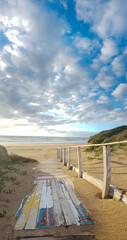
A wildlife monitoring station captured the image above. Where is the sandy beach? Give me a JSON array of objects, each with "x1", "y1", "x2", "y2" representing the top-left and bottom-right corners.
[{"x1": 0, "y1": 143, "x2": 127, "y2": 240}]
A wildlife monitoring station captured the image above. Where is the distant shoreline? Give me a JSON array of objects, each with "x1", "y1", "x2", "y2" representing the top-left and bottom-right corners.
[{"x1": 0, "y1": 135, "x2": 89, "y2": 144}]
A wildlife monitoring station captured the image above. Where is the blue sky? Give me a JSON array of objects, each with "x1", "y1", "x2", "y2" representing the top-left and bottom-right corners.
[{"x1": 0, "y1": 0, "x2": 127, "y2": 137}]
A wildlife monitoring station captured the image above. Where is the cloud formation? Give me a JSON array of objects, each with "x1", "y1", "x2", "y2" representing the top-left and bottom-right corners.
[
  {"x1": 75, "y1": 0, "x2": 127, "y2": 38},
  {"x1": 0, "y1": 0, "x2": 127, "y2": 136}
]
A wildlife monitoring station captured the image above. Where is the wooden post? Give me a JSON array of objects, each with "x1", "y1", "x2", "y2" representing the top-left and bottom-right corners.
[
  {"x1": 68, "y1": 147, "x2": 71, "y2": 170},
  {"x1": 77, "y1": 147, "x2": 82, "y2": 178},
  {"x1": 102, "y1": 145, "x2": 111, "y2": 198},
  {"x1": 59, "y1": 149, "x2": 61, "y2": 159},
  {"x1": 63, "y1": 148, "x2": 66, "y2": 166},
  {"x1": 60, "y1": 149, "x2": 62, "y2": 162},
  {"x1": 57, "y1": 149, "x2": 58, "y2": 159},
  {"x1": 58, "y1": 149, "x2": 60, "y2": 159}
]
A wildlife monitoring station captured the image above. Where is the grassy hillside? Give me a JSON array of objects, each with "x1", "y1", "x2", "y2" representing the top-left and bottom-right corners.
[{"x1": 88, "y1": 125, "x2": 127, "y2": 144}]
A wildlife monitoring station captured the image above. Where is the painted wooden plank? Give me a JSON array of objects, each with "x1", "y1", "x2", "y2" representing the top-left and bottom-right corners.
[
  {"x1": 51, "y1": 179, "x2": 65, "y2": 226},
  {"x1": 37, "y1": 180, "x2": 47, "y2": 228},
  {"x1": 15, "y1": 194, "x2": 28, "y2": 219},
  {"x1": 60, "y1": 179, "x2": 81, "y2": 226},
  {"x1": 65, "y1": 179, "x2": 93, "y2": 224},
  {"x1": 46, "y1": 180, "x2": 54, "y2": 228},
  {"x1": 102, "y1": 145, "x2": 111, "y2": 198},
  {"x1": 25, "y1": 181, "x2": 43, "y2": 229},
  {"x1": 56, "y1": 179, "x2": 76, "y2": 226},
  {"x1": 15, "y1": 187, "x2": 37, "y2": 230},
  {"x1": 36, "y1": 175, "x2": 69, "y2": 180}
]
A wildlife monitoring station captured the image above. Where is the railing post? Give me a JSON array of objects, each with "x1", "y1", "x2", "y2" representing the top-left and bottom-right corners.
[
  {"x1": 68, "y1": 147, "x2": 71, "y2": 170},
  {"x1": 58, "y1": 149, "x2": 60, "y2": 159},
  {"x1": 102, "y1": 145, "x2": 111, "y2": 199},
  {"x1": 63, "y1": 148, "x2": 66, "y2": 166},
  {"x1": 57, "y1": 149, "x2": 58, "y2": 159},
  {"x1": 60, "y1": 148, "x2": 62, "y2": 162},
  {"x1": 77, "y1": 147, "x2": 82, "y2": 178}
]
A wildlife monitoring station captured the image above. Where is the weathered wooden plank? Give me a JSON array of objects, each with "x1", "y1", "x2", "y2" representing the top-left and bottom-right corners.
[
  {"x1": 20, "y1": 236, "x2": 95, "y2": 240},
  {"x1": 46, "y1": 180, "x2": 54, "y2": 228},
  {"x1": 36, "y1": 175, "x2": 69, "y2": 180},
  {"x1": 63, "y1": 148, "x2": 66, "y2": 166},
  {"x1": 68, "y1": 147, "x2": 71, "y2": 170},
  {"x1": 72, "y1": 165, "x2": 79, "y2": 174},
  {"x1": 25, "y1": 181, "x2": 43, "y2": 229},
  {"x1": 15, "y1": 194, "x2": 28, "y2": 219},
  {"x1": 65, "y1": 180, "x2": 93, "y2": 225},
  {"x1": 61, "y1": 180, "x2": 80, "y2": 226},
  {"x1": 56, "y1": 179, "x2": 75, "y2": 226},
  {"x1": 15, "y1": 187, "x2": 37, "y2": 230},
  {"x1": 51, "y1": 179, "x2": 65, "y2": 226},
  {"x1": 82, "y1": 171, "x2": 103, "y2": 190},
  {"x1": 37, "y1": 180, "x2": 47, "y2": 228},
  {"x1": 60, "y1": 148, "x2": 62, "y2": 162},
  {"x1": 102, "y1": 145, "x2": 111, "y2": 198},
  {"x1": 77, "y1": 147, "x2": 82, "y2": 178}
]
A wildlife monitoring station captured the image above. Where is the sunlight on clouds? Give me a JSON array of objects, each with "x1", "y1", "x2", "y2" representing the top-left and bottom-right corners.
[
  {"x1": 0, "y1": 60, "x2": 6, "y2": 70},
  {"x1": 100, "y1": 39, "x2": 118, "y2": 62},
  {"x1": 0, "y1": 0, "x2": 126, "y2": 136}
]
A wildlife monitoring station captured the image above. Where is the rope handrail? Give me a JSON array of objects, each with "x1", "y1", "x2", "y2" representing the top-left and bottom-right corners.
[
  {"x1": 57, "y1": 139, "x2": 127, "y2": 200},
  {"x1": 57, "y1": 140, "x2": 127, "y2": 149}
]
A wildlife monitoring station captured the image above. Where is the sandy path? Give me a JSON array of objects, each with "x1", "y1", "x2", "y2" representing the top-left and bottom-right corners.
[{"x1": 3, "y1": 143, "x2": 127, "y2": 240}]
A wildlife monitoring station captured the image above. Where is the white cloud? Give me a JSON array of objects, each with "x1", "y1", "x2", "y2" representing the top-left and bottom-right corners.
[
  {"x1": 60, "y1": 0, "x2": 68, "y2": 10},
  {"x1": 73, "y1": 35, "x2": 101, "y2": 57},
  {"x1": 74, "y1": 36, "x2": 91, "y2": 50},
  {"x1": 100, "y1": 39, "x2": 118, "y2": 62},
  {"x1": 95, "y1": 66, "x2": 115, "y2": 89},
  {"x1": 75, "y1": 0, "x2": 127, "y2": 38},
  {"x1": 111, "y1": 55, "x2": 126, "y2": 77},
  {"x1": 97, "y1": 95, "x2": 110, "y2": 104},
  {"x1": 0, "y1": 60, "x2": 6, "y2": 70},
  {"x1": 123, "y1": 46, "x2": 127, "y2": 55},
  {"x1": 0, "y1": 0, "x2": 126, "y2": 135},
  {"x1": 112, "y1": 83, "x2": 127, "y2": 99}
]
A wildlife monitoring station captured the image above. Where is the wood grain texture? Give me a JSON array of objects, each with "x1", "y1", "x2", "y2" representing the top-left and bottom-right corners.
[
  {"x1": 56, "y1": 180, "x2": 75, "y2": 226},
  {"x1": 37, "y1": 180, "x2": 47, "y2": 228},
  {"x1": 68, "y1": 147, "x2": 71, "y2": 170},
  {"x1": 77, "y1": 147, "x2": 82, "y2": 178},
  {"x1": 102, "y1": 145, "x2": 111, "y2": 198},
  {"x1": 15, "y1": 187, "x2": 37, "y2": 230},
  {"x1": 82, "y1": 171, "x2": 103, "y2": 190},
  {"x1": 25, "y1": 181, "x2": 43, "y2": 229},
  {"x1": 61, "y1": 179, "x2": 80, "y2": 226},
  {"x1": 51, "y1": 179, "x2": 65, "y2": 226},
  {"x1": 63, "y1": 148, "x2": 66, "y2": 166},
  {"x1": 46, "y1": 180, "x2": 54, "y2": 228}
]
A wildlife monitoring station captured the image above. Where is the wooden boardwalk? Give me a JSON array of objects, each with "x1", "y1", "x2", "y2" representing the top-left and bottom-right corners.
[{"x1": 14, "y1": 159, "x2": 95, "y2": 240}]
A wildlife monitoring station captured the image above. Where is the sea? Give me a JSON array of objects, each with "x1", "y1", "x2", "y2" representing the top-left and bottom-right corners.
[{"x1": 0, "y1": 135, "x2": 89, "y2": 144}]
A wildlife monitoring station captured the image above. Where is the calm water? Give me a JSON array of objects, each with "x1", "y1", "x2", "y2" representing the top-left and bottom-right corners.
[{"x1": 0, "y1": 135, "x2": 89, "y2": 144}]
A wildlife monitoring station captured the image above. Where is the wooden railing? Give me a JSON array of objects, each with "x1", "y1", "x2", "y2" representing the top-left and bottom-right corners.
[{"x1": 57, "y1": 140, "x2": 127, "y2": 203}]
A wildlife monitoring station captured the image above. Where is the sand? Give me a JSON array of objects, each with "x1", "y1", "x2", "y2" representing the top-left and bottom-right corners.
[{"x1": 0, "y1": 142, "x2": 127, "y2": 240}]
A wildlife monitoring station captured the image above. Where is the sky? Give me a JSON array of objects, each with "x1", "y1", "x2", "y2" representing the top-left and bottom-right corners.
[{"x1": 0, "y1": 0, "x2": 127, "y2": 137}]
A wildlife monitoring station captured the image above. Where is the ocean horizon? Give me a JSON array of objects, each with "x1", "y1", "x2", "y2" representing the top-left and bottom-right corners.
[{"x1": 0, "y1": 135, "x2": 89, "y2": 144}]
